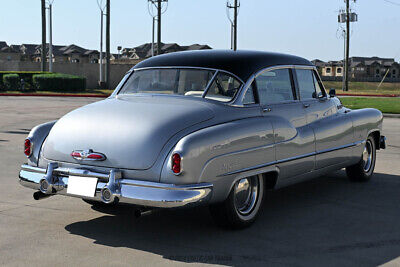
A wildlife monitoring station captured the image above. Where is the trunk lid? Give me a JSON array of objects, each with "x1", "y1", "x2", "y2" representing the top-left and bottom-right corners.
[{"x1": 42, "y1": 95, "x2": 214, "y2": 170}]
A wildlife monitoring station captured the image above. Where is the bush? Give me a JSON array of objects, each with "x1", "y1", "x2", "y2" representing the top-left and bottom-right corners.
[
  {"x1": 3, "y1": 74, "x2": 20, "y2": 91},
  {"x1": 33, "y1": 73, "x2": 86, "y2": 92},
  {"x1": 0, "y1": 71, "x2": 50, "y2": 91}
]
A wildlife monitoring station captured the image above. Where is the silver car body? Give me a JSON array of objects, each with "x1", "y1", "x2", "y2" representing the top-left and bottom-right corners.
[{"x1": 19, "y1": 50, "x2": 384, "y2": 208}]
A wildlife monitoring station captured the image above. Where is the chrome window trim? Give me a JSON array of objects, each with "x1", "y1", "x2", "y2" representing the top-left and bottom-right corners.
[
  {"x1": 236, "y1": 65, "x2": 319, "y2": 106},
  {"x1": 202, "y1": 70, "x2": 219, "y2": 97},
  {"x1": 236, "y1": 65, "x2": 302, "y2": 107},
  {"x1": 293, "y1": 67, "x2": 328, "y2": 101}
]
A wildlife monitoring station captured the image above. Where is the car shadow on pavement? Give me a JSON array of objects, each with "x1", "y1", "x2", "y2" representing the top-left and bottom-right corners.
[{"x1": 65, "y1": 171, "x2": 400, "y2": 266}]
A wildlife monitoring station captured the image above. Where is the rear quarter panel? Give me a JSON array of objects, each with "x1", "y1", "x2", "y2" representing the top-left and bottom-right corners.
[{"x1": 160, "y1": 117, "x2": 275, "y2": 202}]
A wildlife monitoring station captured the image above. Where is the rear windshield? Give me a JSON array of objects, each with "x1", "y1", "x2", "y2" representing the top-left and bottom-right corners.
[{"x1": 118, "y1": 68, "x2": 242, "y2": 103}]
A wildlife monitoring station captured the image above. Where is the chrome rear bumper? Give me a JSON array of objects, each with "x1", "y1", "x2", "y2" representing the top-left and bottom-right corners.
[{"x1": 19, "y1": 163, "x2": 213, "y2": 208}]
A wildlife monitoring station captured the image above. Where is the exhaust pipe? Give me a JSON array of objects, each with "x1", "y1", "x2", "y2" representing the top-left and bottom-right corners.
[{"x1": 33, "y1": 191, "x2": 51, "y2": 200}]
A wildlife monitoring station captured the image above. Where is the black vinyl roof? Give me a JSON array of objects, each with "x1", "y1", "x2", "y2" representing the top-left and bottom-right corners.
[{"x1": 133, "y1": 50, "x2": 313, "y2": 82}]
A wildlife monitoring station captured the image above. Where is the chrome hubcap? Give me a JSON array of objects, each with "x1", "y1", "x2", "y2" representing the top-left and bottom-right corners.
[
  {"x1": 234, "y1": 176, "x2": 259, "y2": 216},
  {"x1": 362, "y1": 141, "x2": 373, "y2": 172}
]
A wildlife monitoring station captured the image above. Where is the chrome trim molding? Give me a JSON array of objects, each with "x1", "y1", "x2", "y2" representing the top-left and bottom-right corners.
[
  {"x1": 19, "y1": 164, "x2": 213, "y2": 208},
  {"x1": 237, "y1": 64, "x2": 315, "y2": 106},
  {"x1": 219, "y1": 140, "x2": 365, "y2": 177}
]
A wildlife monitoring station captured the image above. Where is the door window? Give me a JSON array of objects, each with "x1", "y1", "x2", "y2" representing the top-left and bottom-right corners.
[
  {"x1": 255, "y1": 69, "x2": 294, "y2": 105},
  {"x1": 296, "y1": 69, "x2": 325, "y2": 99}
]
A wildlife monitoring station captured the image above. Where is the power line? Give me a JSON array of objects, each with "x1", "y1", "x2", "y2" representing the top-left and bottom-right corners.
[{"x1": 383, "y1": 0, "x2": 400, "y2": 6}]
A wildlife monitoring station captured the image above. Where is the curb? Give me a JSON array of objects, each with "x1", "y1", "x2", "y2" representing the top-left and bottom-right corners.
[
  {"x1": 0, "y1": 93, "x2": 109, "y2": 98},
  {"x1": 337, "y1": 93, "x2": 399, "y2": 97},
  {"x1": 383, "y1": 113, "x2": 400, "y2": 118},
  {"x1": 1, "y1": 93, "x2": 398, "y2": 98}
]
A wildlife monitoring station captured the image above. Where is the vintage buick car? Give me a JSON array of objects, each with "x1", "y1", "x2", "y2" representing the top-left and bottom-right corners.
[{"x1": 19, "y1": 50, "x2": 386, "y2": 228}]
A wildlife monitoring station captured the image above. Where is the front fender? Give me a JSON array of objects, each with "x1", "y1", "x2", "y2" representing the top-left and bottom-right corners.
[{"x1": 26, "y1": 121, "x2": 57, "y2": 166}]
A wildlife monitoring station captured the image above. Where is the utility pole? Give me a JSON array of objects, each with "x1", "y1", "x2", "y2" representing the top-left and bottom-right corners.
[
  {"x1": 105, "y1": 0, "x2": 110, "y2": 89},
  {"x1": 47, "y1": 1, "x2": 54, "y2": 72},
  {"x1": 342, "y1": 29, "x2": 346, "y2": 92},
  {"x1": 152, "y1": 16, "x2": 155, "y2": 56},
  {"x1": 148, "y1": 0, "x2": 167, "y2": 56},
  {"x1": 345, "y1": 0, "x2": 350, "y2": 91},
  {"x1": 339, "y1": 0, "x2": 357, "y2": 91},
  {"x1": 41, "y1": 0, "x2": 46, "y2": 71},
  {"x1": 97, "y1": 0, "x2": 106, "y2": 87},
  {"x1": 227, "y1": 0, "x2": 240, "y2": 51},
  {"x1": 233, "y1": 0, "x2": 238, "y2": 51},
  {"x1": 157, "y1": 0, "x2": 161, "y2": 55}
]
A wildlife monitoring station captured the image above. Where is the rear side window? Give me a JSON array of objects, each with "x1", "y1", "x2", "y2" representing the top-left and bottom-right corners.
[
  {"x1": 255, "y1": 69, "x2": 294, "y2": 105},
  {"x1": 296, "y1": 69, "x2": 325, "y2": 99}
]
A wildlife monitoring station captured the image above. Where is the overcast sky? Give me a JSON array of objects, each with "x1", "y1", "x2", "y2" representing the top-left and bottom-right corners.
[{"x1": 1, "y1": 0, "x2": 399, "y2": 61}]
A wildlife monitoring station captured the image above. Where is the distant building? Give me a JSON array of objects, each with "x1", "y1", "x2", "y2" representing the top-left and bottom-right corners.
[
  {"x1": 313, "y1": 57, "x2": 400, "y2": 80},
  {"x1": 0, "y1": 42, "x2": 101, "y2": 64},
  {"x1": 0, "y1": 42, "x2": 20, "y2": 61},
  {"x1": 0, "y1": 41, "x2": 212, "y2": 65},
  {"x1": 120, "y1": 43, "x2": 212, "y2": 61}
]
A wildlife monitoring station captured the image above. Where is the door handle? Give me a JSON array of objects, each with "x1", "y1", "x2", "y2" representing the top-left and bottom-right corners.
[
  {"x1": 263, "y1": 108, "x2": 272, "y2": 113},
  {"x1": 303, "y1": 103, "x2": 310, "y2": 108}
]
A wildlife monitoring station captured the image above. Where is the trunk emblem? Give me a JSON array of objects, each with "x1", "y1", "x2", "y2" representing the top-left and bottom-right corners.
[{"x1": 71, "y1": 149, "x2": 106, "y2": 161}]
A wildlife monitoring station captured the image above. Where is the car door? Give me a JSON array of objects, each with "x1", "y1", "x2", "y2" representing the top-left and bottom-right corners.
[
  {"x1": 295, "y1": 68, "x2": 354, "y2": 169},
  {"x1": 254, "y1": 67, "x2": 315, "y2": 179}
]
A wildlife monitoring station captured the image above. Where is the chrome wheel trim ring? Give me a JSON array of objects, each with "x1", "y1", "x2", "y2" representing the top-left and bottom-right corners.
[
  {"x1": 362, "y1": 140, "x2": 373, "y2": 173},
  {"x1": 234, "y1": 175, "x2": 259, "y2": 216}
]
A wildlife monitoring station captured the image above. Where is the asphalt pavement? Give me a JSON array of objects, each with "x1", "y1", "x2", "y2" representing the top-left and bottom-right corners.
[{"x1": 0, "y1": 96, "x2": 399, "y2": 267}]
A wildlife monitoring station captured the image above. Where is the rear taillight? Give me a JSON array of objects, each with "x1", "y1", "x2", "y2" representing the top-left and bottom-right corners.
[
  {"x1": 171, "y1": 153, "x2": 182, "y2": 174},
  {"x1": 24, "y1": 138, "x2": 32, "y2": 157}
]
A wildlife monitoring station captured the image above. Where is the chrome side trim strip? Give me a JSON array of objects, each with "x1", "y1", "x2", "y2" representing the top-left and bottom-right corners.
[{"x1": 219, "y1": 140, "x2": 365, "y2": 177}]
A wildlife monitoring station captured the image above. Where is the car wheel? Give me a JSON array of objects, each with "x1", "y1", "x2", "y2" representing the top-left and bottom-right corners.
[
  {"x1": 209, "y1": 174, "x2": 264, "y2": 229},
  {"x1": 346, "y1": 135, "x2": 376, "y2": 182}
]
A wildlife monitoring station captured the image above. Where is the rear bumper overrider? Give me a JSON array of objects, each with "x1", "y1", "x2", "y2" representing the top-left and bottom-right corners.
[{"x1": 19, "y1": 163, "x2": 213, "y2": 208}]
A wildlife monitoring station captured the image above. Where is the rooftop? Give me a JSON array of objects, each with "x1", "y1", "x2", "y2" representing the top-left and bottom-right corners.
[{"x1": 134, "y1": 50, "x2": 313, "y2": 82}]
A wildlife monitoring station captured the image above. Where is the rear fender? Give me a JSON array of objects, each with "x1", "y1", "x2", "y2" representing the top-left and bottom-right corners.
[
  {"x1": 160, "y1": 117, "x2": 275, "y2": 202},
  {"x1": 26, "y1": 121, "x2": 57, "y2": 166}
]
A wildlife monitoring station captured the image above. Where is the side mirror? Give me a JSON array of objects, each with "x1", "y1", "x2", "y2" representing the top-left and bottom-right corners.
[{"x1": 329, "y1": 88, "x2": 336, "y2": 97}]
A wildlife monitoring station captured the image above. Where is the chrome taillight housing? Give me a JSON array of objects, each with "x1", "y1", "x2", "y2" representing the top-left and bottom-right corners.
[
  {"x1": 24, "y1": 138, "x2": 32, "y2": 157},
  {"x1": 171, "y1": 153, "x2": 182, "y2": 175}
]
